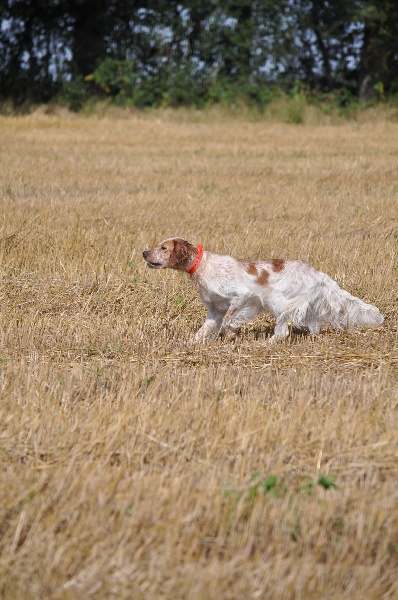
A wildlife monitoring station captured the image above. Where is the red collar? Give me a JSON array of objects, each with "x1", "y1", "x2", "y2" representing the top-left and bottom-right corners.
[{"x1": 187, "y1": 244, "x2": 204, "y2": 275}]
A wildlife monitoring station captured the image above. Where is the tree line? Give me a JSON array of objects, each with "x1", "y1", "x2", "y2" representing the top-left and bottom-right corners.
[{"x1": 1, "y1": 0, "x2": 397, "y2": 109}]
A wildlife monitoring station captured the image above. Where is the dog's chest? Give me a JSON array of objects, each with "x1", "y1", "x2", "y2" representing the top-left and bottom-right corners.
[
  {"x1": 198, "y1": 272, "x2": 249, "y2": 312},
  {"x1": 200, "y1": 287, "x2": 232, "y2": 312}
]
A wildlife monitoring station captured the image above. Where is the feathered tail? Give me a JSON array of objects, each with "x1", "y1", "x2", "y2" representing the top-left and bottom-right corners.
[{"x1": 289, "y1": 275, "x2": 383, "y2": 332}]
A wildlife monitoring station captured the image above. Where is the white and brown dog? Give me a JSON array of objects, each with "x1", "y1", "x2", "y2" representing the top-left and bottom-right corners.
[{"x1": 143, "y1": 238, "x2": 383, "y2": 343}]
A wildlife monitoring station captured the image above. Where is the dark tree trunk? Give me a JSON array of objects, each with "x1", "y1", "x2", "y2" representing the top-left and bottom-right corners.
[
  {"x1": 358, "y1": 26, "x2": 382, "y2": 102},
  {"x1": 70, "y1": 1, "x2": 109, "y2": 76}
]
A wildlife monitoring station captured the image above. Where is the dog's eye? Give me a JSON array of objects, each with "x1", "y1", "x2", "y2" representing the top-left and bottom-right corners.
[{"x1": 161, "y1": 246, "x2": 167, "y2": 251}]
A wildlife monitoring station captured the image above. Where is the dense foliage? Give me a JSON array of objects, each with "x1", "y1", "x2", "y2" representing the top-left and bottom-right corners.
[{"x1": 1, "y1": 0, "x2": 398, "y2": 108}]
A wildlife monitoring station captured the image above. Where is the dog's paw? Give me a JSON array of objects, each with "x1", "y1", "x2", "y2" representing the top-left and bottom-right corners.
[
  {"x1": 221, "y1": 329, "x2": 238, "y2": 342},
  {"x1": 267, "y1": 334, "x2": 287, "y2": 345},
  {"x1": 187, "y1": 334, "x2": 207, "y2": 346}
]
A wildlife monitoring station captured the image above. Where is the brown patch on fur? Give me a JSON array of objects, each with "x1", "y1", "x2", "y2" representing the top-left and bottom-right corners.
[
  {"x1": 271, "y1": 259, "x2": 285, "y2": 272},
  {"x1": 247, "y1": 263, "x2": 258, "y2": 276},
  {"x1": 256, "y1": 269, "x2": 269, "y2": 285},
  {"x1": 240, "y1": 261, "x2": 258, "y2": 276}
]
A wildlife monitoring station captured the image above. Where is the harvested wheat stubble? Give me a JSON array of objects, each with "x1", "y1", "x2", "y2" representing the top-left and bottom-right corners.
[{"x1": 0, "y1": 109, "x2": 397, "y2": 600}]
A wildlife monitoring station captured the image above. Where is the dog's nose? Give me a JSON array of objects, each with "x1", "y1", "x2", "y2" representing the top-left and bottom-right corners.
[{"x1": 143, "y1": 250, "x2": 148, "y2": 259}]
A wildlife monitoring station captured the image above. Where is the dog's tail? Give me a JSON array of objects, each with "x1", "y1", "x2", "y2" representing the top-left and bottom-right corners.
[{"x1": 289, "y1": 275, "x2": 383, "y2": 332}]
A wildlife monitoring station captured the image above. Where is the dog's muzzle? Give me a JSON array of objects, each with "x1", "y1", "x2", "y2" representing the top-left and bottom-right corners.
[{"x1": 143, "y1": 250, "x2": 162, "y2": 268}]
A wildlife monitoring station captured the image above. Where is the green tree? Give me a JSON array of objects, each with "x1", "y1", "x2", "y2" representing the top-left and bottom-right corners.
[
  {"x1": 0, "y1": 0, "x2": 68, "y2": 102},
  {"x1": 358, "y1": 0, "x2": 398, "y2": 100},
  {"x1": 1, "y1": 0, "x2": 397, "y2": 106}
]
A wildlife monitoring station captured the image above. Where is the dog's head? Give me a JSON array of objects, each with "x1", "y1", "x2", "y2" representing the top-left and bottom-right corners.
[{"x1": 143, "y1": 238, "x2": 199, "y2": 271}]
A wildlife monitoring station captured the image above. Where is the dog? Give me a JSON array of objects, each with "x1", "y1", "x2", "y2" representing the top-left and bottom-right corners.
[{"x1": 143, "y1": 238, "x2": 384, "y2": 343}]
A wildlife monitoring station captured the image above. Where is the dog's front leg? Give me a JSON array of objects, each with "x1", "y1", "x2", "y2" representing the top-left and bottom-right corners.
[
  {"x1": 193, "y1": 319, "x2": 219, "y2": 343},
  {"x1": 192, "y1": 304, "x2": 224, "y2": 343},
  {"x1": 218, "y1": 300, "x2": 248, "y2": 337}
]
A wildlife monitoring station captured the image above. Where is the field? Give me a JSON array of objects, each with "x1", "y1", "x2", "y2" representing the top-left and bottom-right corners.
[{"x1": 0, "y1": 106, "x2": 397, "y2": 599}]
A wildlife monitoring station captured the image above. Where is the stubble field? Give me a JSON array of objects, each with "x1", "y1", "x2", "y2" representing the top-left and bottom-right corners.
[{"x1": 0, "y1": 107, "x2": 397, "y2": 599}]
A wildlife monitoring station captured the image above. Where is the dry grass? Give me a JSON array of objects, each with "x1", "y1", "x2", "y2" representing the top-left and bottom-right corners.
[{"x1": 0, "y1": 108, "x2": 397, "y2": 599}]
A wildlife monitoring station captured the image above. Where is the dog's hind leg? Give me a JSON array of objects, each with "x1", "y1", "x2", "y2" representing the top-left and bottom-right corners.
[
  {"x1": 269, "y1": 313, "x2": 290, "y2": 343},
  {"x1": 307, "y1": 322, "x2": 321, "y2": 335}
]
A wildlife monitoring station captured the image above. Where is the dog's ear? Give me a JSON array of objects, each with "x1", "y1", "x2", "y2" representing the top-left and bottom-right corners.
[
  {"x1": 175, "y1": 239, "x2": 188, "y2": 259},
  {"x1": 170, "y1": 239, "x2": 196, "y2": 270}
]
